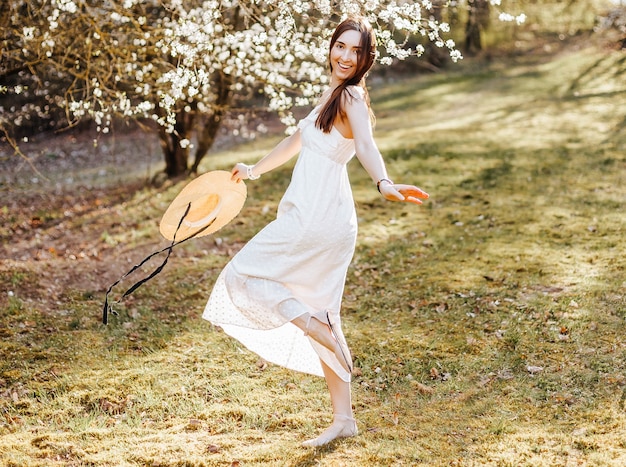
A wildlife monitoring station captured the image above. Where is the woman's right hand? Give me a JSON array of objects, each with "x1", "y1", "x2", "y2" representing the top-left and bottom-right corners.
[
  {"x1": 380, "y1": 182, "x2": 429, "y2": 205},
  {"x1": 231, "y1": 163, "x2": 250, "y2": 182}
]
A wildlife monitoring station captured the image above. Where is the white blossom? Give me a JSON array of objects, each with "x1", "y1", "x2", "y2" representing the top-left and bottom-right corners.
[
  {"x1": 4, "y1": 0, "x2": 525, "y2": 145},
  {"x1": 53, "y1": 0, "x2": 78, "y2": 13},
  {"x1": 23, "y1": 27, "x2": 36, "y2": 40},
  {"x1": 499, "y1": 12, "x2": 527, "y2": 24},
  {"x1": 449, "y1": 50, "x2": 463, "y2": 63}
]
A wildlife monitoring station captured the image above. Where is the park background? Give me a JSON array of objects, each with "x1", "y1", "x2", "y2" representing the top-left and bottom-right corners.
[{"x1": 1, "y1": 1, "x2": 625, "y2": 465}]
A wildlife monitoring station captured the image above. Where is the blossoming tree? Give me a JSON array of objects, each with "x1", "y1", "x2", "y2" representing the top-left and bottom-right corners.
[{"x1": 1, "y1": 0, "x2": 525, "y2": 178}]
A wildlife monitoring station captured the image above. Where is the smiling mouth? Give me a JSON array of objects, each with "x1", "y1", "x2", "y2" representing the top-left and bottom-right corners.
[{"x1": 338, "y1": 63, "x2": 352, "y2": 71}]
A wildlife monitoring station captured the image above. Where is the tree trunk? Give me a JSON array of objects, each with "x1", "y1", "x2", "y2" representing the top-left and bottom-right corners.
[
  {"x1": 465, "y1": 0, "x2": 490, "y2": 55},
  {"x1": 158, "y1": 103, "x2": 196, "y2": 178},
  {"x1": 425, "y1": 0, "x2": 449, "y2": 67},
  {"x1": 190, "y1": 70, "x2": 233, "y2": 174},
  {"x1": 189, "y1": 5, "x2": 243, "y2": 174},
  {"x1": 159, "y1": 128, "x2": 188, "y2": 178},
  {"x1": 465, "y1": 1, "x2": 482, "y2": 54}
]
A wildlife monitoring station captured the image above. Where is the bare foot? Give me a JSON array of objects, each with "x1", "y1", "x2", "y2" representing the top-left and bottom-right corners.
[{"x1": 302, "y1": 414, "x2": 357, "y2": 447}]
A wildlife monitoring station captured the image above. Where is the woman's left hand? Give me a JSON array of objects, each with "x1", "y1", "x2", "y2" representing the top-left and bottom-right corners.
[{"x1": 380, "y1": 182, "x2": 429, "y2": 205}]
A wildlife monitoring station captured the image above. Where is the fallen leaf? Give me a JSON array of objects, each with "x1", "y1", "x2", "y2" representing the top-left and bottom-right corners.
[
  {"x1": 411, "y1": 381, "x2": 435, "y2": 394},
  {"x1": 466, "y1": 336, "x2": 479, "y2": 346},
  {"x1": 186, "y1": 419, "x2": 202, "y2": 431},
  {"x1": 526, "y1": 365, "x2": 544, "y2": 375},
  {"x1": 554, "y1": 394, "x2": 576, "y2": 405},
  {"x1": 99, "y1": 398, "x2": 126, "y2": 415}
]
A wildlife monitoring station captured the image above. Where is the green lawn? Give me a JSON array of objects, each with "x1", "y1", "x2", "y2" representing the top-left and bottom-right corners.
[{"x1": 0, "y1": 43, "x2": 625, "y2": 466}]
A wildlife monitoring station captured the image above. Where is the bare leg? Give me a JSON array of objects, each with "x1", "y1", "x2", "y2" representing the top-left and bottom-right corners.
[
  {"x1": 301, "y1": 360, "x2": 357, "y2": 447},
  {"x1": 292, "y1": 314, "x2": 335, "y2": 350},
  {"x1": 291, "y1": 311, "x2": 352, "y2": 373}
]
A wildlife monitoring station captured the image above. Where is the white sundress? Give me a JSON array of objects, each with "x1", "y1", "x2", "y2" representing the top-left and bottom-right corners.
[{"x1": 203, "y1": 89, "x2": 363, "y2": 383}]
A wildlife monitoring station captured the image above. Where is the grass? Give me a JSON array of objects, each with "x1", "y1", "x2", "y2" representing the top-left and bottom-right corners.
[{"x1": 1, "y1": 41, "x2": 625, "y2": 466}]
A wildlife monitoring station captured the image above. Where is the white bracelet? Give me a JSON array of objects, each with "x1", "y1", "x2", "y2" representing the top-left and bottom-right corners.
[{"x1": 247, "y1": 165, "x2": 260, "y2": 180}]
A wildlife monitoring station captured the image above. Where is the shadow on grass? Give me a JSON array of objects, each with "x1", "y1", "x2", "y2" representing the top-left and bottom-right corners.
[{"x1": 290, "y1": 443, "x2": 344, "y2": 467}]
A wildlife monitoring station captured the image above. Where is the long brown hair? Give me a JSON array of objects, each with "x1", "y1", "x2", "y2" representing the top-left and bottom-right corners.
[{"x1": 316, "y1": 17, "x2": 376, "y2": 134}]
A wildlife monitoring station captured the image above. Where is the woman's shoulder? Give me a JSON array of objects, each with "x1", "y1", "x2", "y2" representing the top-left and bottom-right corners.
[
  {"x1": 344, "y1": 85, "x2": 366, "y2": 100},
  {"x1": 341, "y1": 85, "x2": 367, "y2": 112}
]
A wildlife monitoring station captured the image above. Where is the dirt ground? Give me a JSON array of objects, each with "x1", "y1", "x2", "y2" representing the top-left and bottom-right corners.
[
  {"x1": 1, "y1": 127, "x2": 185, "y2": 311},
  {"x1": 0, "y1": 100, "x2": 298, "y2": 310}
]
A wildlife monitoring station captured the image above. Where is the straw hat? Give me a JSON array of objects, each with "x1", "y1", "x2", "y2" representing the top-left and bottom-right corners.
[{"x1": 159, "y1": 170, "x2": 247, "y2": 241}]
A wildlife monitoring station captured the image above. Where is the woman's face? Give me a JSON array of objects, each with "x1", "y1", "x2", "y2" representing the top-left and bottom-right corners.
[{"x1": 329, "y1": 29, "x2": 362, "y2": 84}]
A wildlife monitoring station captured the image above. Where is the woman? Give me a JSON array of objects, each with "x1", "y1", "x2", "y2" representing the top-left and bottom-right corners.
[{"x1": 203, "y1": 16, "x2": 429, "y2": 447}]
